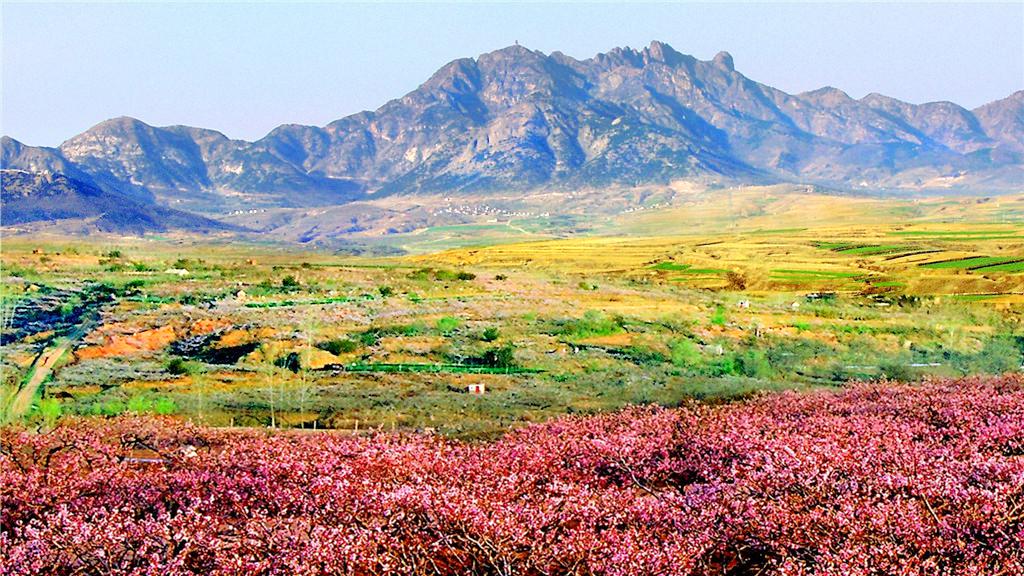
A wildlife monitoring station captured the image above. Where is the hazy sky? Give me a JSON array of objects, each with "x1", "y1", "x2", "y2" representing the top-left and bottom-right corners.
[{"x1": 3, "y1": 2, "x2": 1022, "y2": 147}]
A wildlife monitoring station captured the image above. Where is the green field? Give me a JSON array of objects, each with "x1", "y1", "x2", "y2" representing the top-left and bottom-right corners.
[
  {"x1": 920, "y1": 256, "x2": 1021, "y2": 270},
  {"x1": 973, "y1": 260, "x2": 1024, "y2": 272}
]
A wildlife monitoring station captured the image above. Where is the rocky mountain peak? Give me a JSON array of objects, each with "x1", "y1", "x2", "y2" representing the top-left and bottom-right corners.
[
  {"x1": 799, "y1": 86, "x2": 854, "y2": 106},
  {"x1": 712, "y1": 51, "x2": 735, "y2": 72},
  {"x1": 642, "y1": 40, "x2": 688, "y2": 66}
]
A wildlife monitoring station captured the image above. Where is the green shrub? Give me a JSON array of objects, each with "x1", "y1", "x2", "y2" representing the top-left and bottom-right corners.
[
  {"x1": 436, "y1": 316, "x2": 461, "y2": 335},
  {"x1": 878, "y1": 361, "x2": 915, "y2": 381},
  {"x1": 704, "y1": 355, "x2": 738, "y2": 377},
  {"x1": 37, "y1": 398, "x2": 62, "y2": 426},
  {"x1": 318, "y1": 339, "x2": 359, "y2": 355},
  {"x1": 281, "y1": 275, "x2": 300, "y2": 289},
  {"x1": 274, "y1": 352, "x2": 302, "y2": 373},
  {"x1": 378, "y1": 285, "x2": 394, "y2": 297},
  {"x1": 737, "y1": 349, "x2": 772, "y2": 379},
  {"x1": 560, "y1": 311, "x2": 625, "y2": 339},
  {"x1": 710, "y1": 305, "x2": 727, "y2": 327},
  {"x1": 166, "y1": 357, "x2": 195, "y2": 375},
  {"x1": 670, "y1": 339, "x2": 702, "y2": 367},
  {"x1": 356, "y1": 319, "x2": 428, "y2": 342},
  {"x1": 956, "y1": 338, "x2": 1023, "y2": 374},
  {"x1": 127, "y1": 395, "x2": 153, "y2": 414},
  {"x1": 621, "y1": 346, "x2": 668, "y2": 365},
  {"x1": 153, "y1": 398, "x2": 177, "y2": 415},
  {"x1": 167, "y1": 358, "x2": 186, "y2": 375},
  {"x1": 480, "y1": 327, "x2": 500, "y2": 342},
  {"x1": 358, "y1": 331, "x2": 381, "y2": 346},
  {"x1": 481, "y1": 345, "x2": 516, "y2": 368},
  {"x1": 765, "y1": 338, "x2": 832, "y2": 371},
  {"x1": 410, "y1": 268, "x2": 476, "y2": 282},
  {"x1": 122, "y1": 279, "x2": 146, "y2": 292},
  {"x1": 96, "y1": 400, "x2": 126, "y2": 417}
]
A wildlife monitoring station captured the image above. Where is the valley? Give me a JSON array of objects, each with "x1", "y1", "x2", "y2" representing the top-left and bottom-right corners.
[{"x1": 3, "y1": 186, "x2": 1022, "y2": 437}]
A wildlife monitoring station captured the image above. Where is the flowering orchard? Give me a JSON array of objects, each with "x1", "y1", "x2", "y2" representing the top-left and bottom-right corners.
[{"x1": 3, "y1": 376, "x2": 1023, "y2": 575}]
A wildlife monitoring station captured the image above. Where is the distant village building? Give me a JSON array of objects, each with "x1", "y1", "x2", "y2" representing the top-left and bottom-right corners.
[{"x1": 467, "y1": 384, "x2": 485, "y2": 395}]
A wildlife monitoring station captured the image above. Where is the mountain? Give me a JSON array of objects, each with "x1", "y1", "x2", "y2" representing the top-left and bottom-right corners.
[
  {"x1": 3, "y1": 41, "x2": 1022, "y2": 214},
  {"x1": 40, "y1": 119, "x2": 364, "y2": 210},
  {"x1": 0, "y1": 169, "x2": 236, "y2": 235},
  {"x1": 1, "y1": 136, "x2": 101, "y2": 188},
  {"x1": 973, "y1": 91, "x2": 1024, "y2": 154}
]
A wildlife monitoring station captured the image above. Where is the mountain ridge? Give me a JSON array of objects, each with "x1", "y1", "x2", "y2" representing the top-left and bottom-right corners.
[
  {"x1": 0, "y1": 169, "x2": 238, "y2": 235},
  {"x1": 3, "y1": 41, "x2": 1022, "y2": 214}
]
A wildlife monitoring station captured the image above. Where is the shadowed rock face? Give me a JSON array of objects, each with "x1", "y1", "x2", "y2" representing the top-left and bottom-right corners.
[
  {"x1": 0, "y1": 169, "x2": 235, "y2": 234},
  {"x1": 3, "y1": 41, "x2": 1022, "y2": 212}
]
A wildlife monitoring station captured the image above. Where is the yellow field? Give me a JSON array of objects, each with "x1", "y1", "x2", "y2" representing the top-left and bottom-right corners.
[{"x1": 417, "y1": 189, "x2": 1024, "y2": 299}]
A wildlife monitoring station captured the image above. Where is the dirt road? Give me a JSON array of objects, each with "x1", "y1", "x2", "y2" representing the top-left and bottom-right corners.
[{"x1": 7, "y1": 321, "x2": 91, "y2": 420}]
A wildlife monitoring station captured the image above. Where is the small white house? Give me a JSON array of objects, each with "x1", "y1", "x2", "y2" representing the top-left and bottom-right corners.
[{"x1": 467, "y1": 384, "x2": 486, "y2": 395}]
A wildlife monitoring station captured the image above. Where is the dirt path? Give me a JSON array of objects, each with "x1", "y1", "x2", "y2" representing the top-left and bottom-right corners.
[
  {"x1": 8, "y1": 321, "x2": 91, "y2": 420},
  {"x1": 504, "y1": 221, "x2": 532, "y2": 235}
]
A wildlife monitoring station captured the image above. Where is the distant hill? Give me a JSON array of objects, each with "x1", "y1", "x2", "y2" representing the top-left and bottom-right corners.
[
  {"x1": 3, "y1": 41, "x2": 1022, "y2": 214},
  {"x1": 1, "y1": 170, "x2": 235, "y2": 235}
]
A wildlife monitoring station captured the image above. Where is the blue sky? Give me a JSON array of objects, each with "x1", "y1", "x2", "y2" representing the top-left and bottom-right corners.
[{"x1": 3, "y1": 2, "x2": 1022, "y2": 146}]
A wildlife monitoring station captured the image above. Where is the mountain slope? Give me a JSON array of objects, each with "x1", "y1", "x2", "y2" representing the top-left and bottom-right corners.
[
  {"x1": 1, "y1": 170, "x2": 235, "y2": 234},
  {"x1": 1, "y1": 136, "x2": 102, "y2": 189},
  {"x1": 974, "y1": 91, "x2": 1024, "y2": 154},
  {"x1": 3, "y1": 41, "x2": 1021, "y2": 213}
]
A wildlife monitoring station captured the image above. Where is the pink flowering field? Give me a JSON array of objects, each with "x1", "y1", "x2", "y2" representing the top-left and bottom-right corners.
[{"x1": 2, "y1": 375, "x2": 1023, "y2": 575}]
